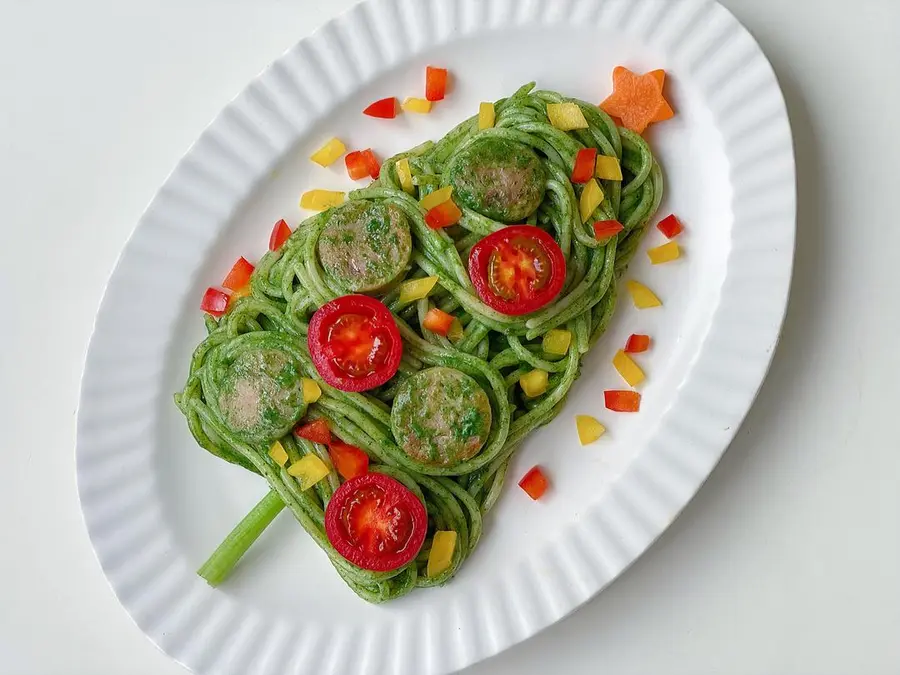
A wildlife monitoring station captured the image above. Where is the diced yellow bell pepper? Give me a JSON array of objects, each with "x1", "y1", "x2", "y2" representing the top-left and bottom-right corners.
[
  {"x1": 309, "y1": 137, "x2": 346, "y2": 167},
  {"x1": 399, "y1": 276, "x2": 439, "y2": 303},
  {"x1": 287, "y1": 454, "x2": 330, "y2": 490},
  {"x1": 647, "y1": 241, "x2": 681, "y2": 265},
  {"x1": 402, "y1": 97, "x2": 433, "y2": 114},
  {"x1": 547, "y1": 102, "x2": 589, "y2": 131},
  {"x1": 299, "y1": 190, "x2": 345, "y2": 211},
  {"x1": 421, "y1": 186, "x2": 453, "y2": 211},
  {"x1": 575, "y1": 415, "x2": 606, "y2": 445},
  {"x1": 579, "y1": 179, "x2": 605, "y2": 223},
  {"x1": 396, "y1": 157, "x2": 415, "y2": 194},
  {"x1": 626, "y1": 280, "x2": 662, "y2": 309},
  {"x1": 427, "y1": 530, "x2": 458, "y2": 577},
  {"x1": 542, "y1": 329, "x2": 572, "y2": 356},
  {"x1": 269, "y1": 440, "x2": 289, "y2": 467},
  {"x1": 520, "y1": 369, "x2": 549, "y2": 398},
  {"x1": 478, "y1": 102, "x2": 496, "y2": 129},
  {"x1": 595, "y1": 155, "x2": 623, "y2": 181},
  {"x1": 447, "y1": 318, "x2": 464, "y2": 343},
  {"x1": 301, "y1": 378, "x2": 322, "y2": 404},
  {"x1": 613, "y1": 350, "x2": 645, "y2": 387}
]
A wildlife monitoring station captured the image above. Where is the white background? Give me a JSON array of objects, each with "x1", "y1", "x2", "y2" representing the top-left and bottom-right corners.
[{"x1": 2, "y1": 0, "x2": 898, "y2": 673}]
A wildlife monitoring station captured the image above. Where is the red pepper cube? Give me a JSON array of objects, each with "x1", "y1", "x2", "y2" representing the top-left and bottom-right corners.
[
  {"x1": 571, "y1": 148, "x2": 598, "y2": 184},
  {"x1": 425, "y1": 66, "x2": 448, "y2": 102},
  {"x1": 363, "y1": 97, "x2": 398, "y2": 119},
  {"x1": 425, "y1": 200, "x2": 462, "y2": 230},
  {"x1": 624, "y1": 334, "x2": 651, "y2": 354},
  {"x1": 269, "y1": 219, "x2": 292, "y2": 251},
  {"x1": 604, "y1": 390, "x2": 641, "y2": 413},
  {"x1": 328, "y1": 440, "x2": 370, "y2": 480},
  {"x1": 345, "y1": 150, "x2": 372, "y2": 180},
  {"x1": 422, "y1": 308, "x2": 455, "y2": 336},
  {"x1": 593, "y1": 220, "x2": 624, "y2": 241},
  {"x1": 361, "y1": 149, "x2": 380, "y2": 179},
  {"x1": 657, "y1": 214, "x2": 684, "y2": 239},
  {"x1": 518, "y1": 466, "x2": 549, "y2": 501},
  {"x1": 294, "y1": 418, "x2": 332, "y2": 445},
  {"x1": 222, "y1": 256, "x2": 254, "y2": 292},
  {"x1": 200, "y1": 287, "x2": 229, "y2": 317}
]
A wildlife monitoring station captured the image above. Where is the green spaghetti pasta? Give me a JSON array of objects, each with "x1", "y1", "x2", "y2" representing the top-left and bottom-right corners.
[{"x1": 176, "y1": 83, "x2": 663, "y2": 603}]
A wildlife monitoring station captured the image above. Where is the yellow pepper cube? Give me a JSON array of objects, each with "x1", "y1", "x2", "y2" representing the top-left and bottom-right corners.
[
  {"x1": 287, "y1": 454, "x2": 330, "y2": 490},
  {"x1": 478, "y1": 102, "x2": 496, "y2": 129},
  {"x1": 309, "y1": 137, "x2": 346, "y2": 167},
  {"x1": 402, "y1": 97, "x2": 433, "y2": 114},
  {"x1": 427, "y1": 530, "x2": 458, "y2": 577},
  {"x1": 299, "y1": 190, "x2": 345, "y2": 211},
  {"x1": 647, "y1": 241, "x2": 681, "y2": 265},
  {"x1": 268, "y1": 441, "x2": 289, "y2": 467},
  {"x1": 301, "y1": 378, "x2": 322, "y2": 404},
  {"x1": 399, "y1": 276, "x2": 439, "y2": 303},
  {"x1": 520, "y1": 369, "x2": 549, "y2": 398},
  {"x1": 547, "y1": 102, "x2": 589, "y2": 131},
  {"x1": 542, "y1": 329, "x2": 572, "y2": 356},
  {"x1": 579, "y1": 179, "x2": 605, "y2": 223},
  {"x1": 575, "y1": 415, "x2": 606, "y2": 445},
  {"x1": 421, "y1": 186, "x2": 453, "y2": 211},
  {"x1": 613, "y1": 350, "x2": 646, "y2": 387},
  {"x1": 595, "y1": 155, "x2": 623, "y2": 181},
  {"x1": 626, "y1": 280, "x2": 662, "y2": 309},
  {"x1": 396, "y1": 157, "x2": 415, "y2": 194}
]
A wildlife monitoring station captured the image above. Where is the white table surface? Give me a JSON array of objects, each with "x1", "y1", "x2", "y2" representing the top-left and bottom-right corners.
[{"x1": 2, "y1": 0, "x2": 899, "y2": 673}]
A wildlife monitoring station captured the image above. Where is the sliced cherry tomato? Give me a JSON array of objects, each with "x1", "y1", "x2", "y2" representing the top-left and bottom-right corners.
[
  {"x1": 657, "y1": 214, "x2": 684, "y2": 239},
  {"x1": 624, "y1": 334, "x2": 651, "y2": 353},
  {"x1": 325, "y1": 472, "x2": 427, "y2": 571},
  {"x1": 425, "y1": 66, "x2": 448, "y2": 102},
  {"x1": 222, "y1": 256, "x2": 254, "y2": 291},
  {"x1": 518, "y1": 466, "x2": 549, "y2": 500},
  {"x1": 294, "y1": 418, "x2": 331, "y2": 445},
  {"x1": 328, "y1": 440, "x2": 370, "y2": 480},
  {"x1": 468, "y1": 225, "x2": 566, "y2": 316},
  {"x1": 363, "y1": 97, "x2": 398, "y2": 119},
  {"x1": 571, "y1": 148, "x2": 597, "y2": 184},
  {"x1": 345, "y1": 149, "x2": 380, "y2": 180},
  {"x1": 422, "y1": 308, "x2": 455, "y2": 336},
  {"x1": 604, "y1": 390, "x2": 641, "y2": 412},
  {"x1": 424, "y1": 199, "x2": 462, "y2": 230},
  {"x1": 308, "y1": 295, "x2": 402, "y2": 392},
  {"x1": 269, "y1": 219, "x2": 292, "y2": 251},
  {"x1": 593, "y1": 220, "x2": 624, "y2": 240},
  {"x1": 200, "y1": 287, "x2": 229, "y2": 317}
]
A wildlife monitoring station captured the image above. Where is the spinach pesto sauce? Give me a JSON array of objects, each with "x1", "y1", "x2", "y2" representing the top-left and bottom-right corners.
[{"x1": 390, "y1": 367, "x2": 492, "y2": 468}]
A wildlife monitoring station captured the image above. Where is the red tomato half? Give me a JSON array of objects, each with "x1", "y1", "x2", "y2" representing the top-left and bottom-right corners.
[
  {"x1": 325, "y1": 473, "x2": 428, "y2": 572},
  {"x1": 468, "y1": 226, "x2": 566, "y2": 316},
  {"x1": 308, "y1": 295, "x2": 402, "y2": 392}
]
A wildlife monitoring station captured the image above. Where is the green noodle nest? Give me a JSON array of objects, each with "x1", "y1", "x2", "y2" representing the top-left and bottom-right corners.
[{"x1": 175, "y1": 83, "x2": 664, "y2": 603}]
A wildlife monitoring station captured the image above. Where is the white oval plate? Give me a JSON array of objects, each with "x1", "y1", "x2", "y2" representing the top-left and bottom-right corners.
[{"x1": 77, "y1": 0, "x2": 795, "y2": 673}]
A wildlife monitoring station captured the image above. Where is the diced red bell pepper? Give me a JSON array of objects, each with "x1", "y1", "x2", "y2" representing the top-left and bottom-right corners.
[
  {"x1": 604, "y1": 390, "x2": 642, "y2": 412},
  {"x1": 328, "y1": 440, "x2": 370, "y2": 480},
  {"x1": 294, "y1": 419, "x2": 332, "y2": 445},
  {"x1": 422, "y1": 308, "x2": 455, "y2": 336},
  {"x1": 425, "y1": 66, "x2": 448, "y2": 102},
  {"x1": 571, "y1": 148, "x2": 598, "y2": 184},
  {"x1": 657, "y1": 214, "x2": 684, "y2": 239},
  {"x1": 593, "y1": 220, "x2": 624, "y2": 240},
  {"x1": 624, "y1": 334, "x2": 651, "y2": 353},
  {"x1": 200, "y1": 287, "x2": 229, "y2": 317},
  {"x1": 222, "y1": 256, "x2": 255, "y2": 292},
  {"x1": 345, "y1": 149, "x2": 380, "y2": 181},
  {"x1": 518, "y1": 466, "x2": 549, "y2": 501},
  {"x1": 363, "y1": 97, "x2": 398, "y2": 119},
  {"x1": 425, "y1": 200, "x2": 462, "y2": 230},
  {"x1": 269, "y1": 219, "x2": 292, "y2": 251}
]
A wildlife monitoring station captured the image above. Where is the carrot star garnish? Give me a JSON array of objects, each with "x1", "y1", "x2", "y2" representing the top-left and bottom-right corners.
[{"x1": 600, "y1": 67, "x2": 675, "y2": 134}]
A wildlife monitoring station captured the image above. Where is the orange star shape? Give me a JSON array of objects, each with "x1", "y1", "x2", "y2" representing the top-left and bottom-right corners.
[{"x1": 600, "y1": 67, "x2": 675, "y2": 134}]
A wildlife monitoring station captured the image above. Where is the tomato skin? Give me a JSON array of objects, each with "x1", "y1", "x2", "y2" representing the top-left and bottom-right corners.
[
  {"x1": 325, "y1": 473, "x2": 427, "y2": 572},
  {"x1": 468, "y1": 226, "x2": 566, "y2": 316},
  {"x1": 308, "y1": 295, "x2": 403, "y2": 393}
]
